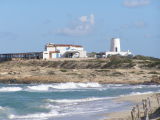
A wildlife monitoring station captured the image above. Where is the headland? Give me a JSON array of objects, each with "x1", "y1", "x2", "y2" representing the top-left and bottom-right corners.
[{"x1": 0, "y1": 55, "x2": 159, "y2": 84}]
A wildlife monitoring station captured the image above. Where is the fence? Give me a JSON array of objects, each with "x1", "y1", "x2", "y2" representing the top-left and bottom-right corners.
[
  {"x1": 0, "y1": 52, "x2": 43, "y2": 61},
  {"x1": 131, "y1": 94, "x2": 160, "y2": 120}
]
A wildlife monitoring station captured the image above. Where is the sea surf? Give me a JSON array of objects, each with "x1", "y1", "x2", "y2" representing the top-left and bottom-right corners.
[{"x1": 0, "y1": 82, "x2": 160, "y2": 120}]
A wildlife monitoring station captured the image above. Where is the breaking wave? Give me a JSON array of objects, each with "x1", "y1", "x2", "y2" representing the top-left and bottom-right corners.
[
  {"x1": 9, "y1": 110, "x2": 59, "y2": 119},
  {"x1": 0, "y1": 106, "x2": 7, "y2": 111},
  {"x1": 101, "y1": 84, "x2": 160, "y2": 90},
  {"x1": 0, "y1": 106, "x2": 13, "y2": 119},
  {"x1": 0, "y1": 87, "x2": 22, "y2": 92},
  {"x1": 0, "y1": 82, "x2": 101, "y2": 92},
  {"x1": 129, "y1": 91, "x2": 154, "y2": 95},
  {"x1": 0, "y1": 83, "x2": 160, "y2": 93},
  {"x1": 45, "y1": 97, "x2": 113, "y2": 104},
  {"x1": 27, "y1": 82, "x2": 102, "y2": 91}
]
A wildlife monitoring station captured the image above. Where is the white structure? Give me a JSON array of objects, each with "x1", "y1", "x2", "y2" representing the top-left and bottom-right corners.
[
  {"x1": 110, "y1": 38, "x2": 121, "y2": 52},
  {"x1": 43, "y1": 43, "x2": 87, "y2": 59},
  {"x1": 105, "y1": 38, "x2": 132, "y2": 57}
]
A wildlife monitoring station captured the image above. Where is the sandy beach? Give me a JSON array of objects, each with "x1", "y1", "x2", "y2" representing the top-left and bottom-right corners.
[{"x1": 105, "y1": 93, "x2": 160, "y2": 120}]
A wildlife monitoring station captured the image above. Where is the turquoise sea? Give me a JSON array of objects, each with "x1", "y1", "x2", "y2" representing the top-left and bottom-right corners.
[{"x1": 0, "y1": 83, "x2": 160, "y2": 120}]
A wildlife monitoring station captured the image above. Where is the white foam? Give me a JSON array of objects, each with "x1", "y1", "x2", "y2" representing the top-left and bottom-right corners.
[
  {"x1": 39, "y1": 104, "x2": 60, "y2": 110},
  {"x1": 27, "y1": 82, "x2": 102, "y2": 91},
  {"x1": 9, "y1": 110, "x2": 59, "y2": 119},
  {"x1": 0, "y1": 106, "x2": 13, "y2": 117},
  {"x1": 119, "y1": 91, "x2": 154, "y2": 97},
  {"x1": 103, "y1": 84, "x2": 160, "y2": 90},
  {"x1": 0, "y1": 106, "x2": 6, "y2": 110},
  {"x1": 46, "y1": 97, "x2": 112, "y2": 104},
  {"x1": 130, "y1": 91, "x2": 154, "y2": 95},
  {"x1": 27, "y1": 84, "x2": 52, "y2": 91},
  {"x1": 0, "y1": 87, "x2": 22, "y2": 92},
  {"x1": 52, "y1": 82, "x2": 101, "y2": 89}
]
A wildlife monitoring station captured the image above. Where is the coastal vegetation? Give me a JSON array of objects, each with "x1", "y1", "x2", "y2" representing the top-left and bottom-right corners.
[{"x1": 0, "y1": 55, "x2": 160, "y2": 84}]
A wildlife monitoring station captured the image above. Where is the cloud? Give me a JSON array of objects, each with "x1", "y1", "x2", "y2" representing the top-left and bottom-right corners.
[
  {"x1": 90, "y1": 14, "x2": 95, "y2": 25},
  {"x1": 56, "y1": 14, "x2": 95, "y2": 36},
  {"x1": 123, "y1": 0, "x2": 150, "y2": 7},
  {"x1": 134, "y1": 21, "x2": 147, "y2": 28}
]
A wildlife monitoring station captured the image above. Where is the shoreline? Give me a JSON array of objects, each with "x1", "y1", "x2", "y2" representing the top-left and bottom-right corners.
[
  {"x1": 105, "y1": 93, "x2": 160, "y2": 120},
  {"x1": 0, "y1": 77, "x2": 159, "y2": 85},
  {"x1": 0, "y1": 81, "x2": 159, "y2": 85}
]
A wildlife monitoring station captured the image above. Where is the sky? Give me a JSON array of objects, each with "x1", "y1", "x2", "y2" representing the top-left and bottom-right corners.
[{"x1": 0, "y1": 0, "x2": 160, "y2": 58}]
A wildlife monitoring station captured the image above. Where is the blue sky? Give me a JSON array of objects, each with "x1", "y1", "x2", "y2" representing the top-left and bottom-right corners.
[{"x1": 0, "y1": 0, "x2": 160, "y2": 58}]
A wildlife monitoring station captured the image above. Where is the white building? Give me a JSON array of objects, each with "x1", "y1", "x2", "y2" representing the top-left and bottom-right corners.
[
  {"x1": 43, "y1": 43, "x2": 87, "y2": 59},
  {"x1": 105, "y1": 38, "x2": 132, "y2": 57}
]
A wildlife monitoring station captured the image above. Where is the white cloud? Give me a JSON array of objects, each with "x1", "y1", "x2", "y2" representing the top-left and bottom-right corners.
[
  {"x1": 123, "y1": 0, "x2": 150, "y2": 7},
  {"x1": 134, "y1": 21, "x2": 146, "y2": 28},
  {"x1": 56, "y1": 14, "x2": 95, "y2": 36},
  {"x1": 90, "y1": 14, "x2": 95, "y2": 25}
]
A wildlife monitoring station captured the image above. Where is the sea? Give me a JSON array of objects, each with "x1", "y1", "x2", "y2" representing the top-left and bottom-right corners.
[{"x1": 0, "y1": 82, "x2": 160, "y2": 120}]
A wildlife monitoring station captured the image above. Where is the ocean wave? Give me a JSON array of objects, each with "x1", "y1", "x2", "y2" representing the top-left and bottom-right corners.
[
  {"x1": 0, "y1": 106, "x2": 13, "y2": 119},
  {"x1": 130, "y1": 91, "x2": 154, "y2": 95},
  {"x1": 26, "y1": 82, "x2": 102, "y2": 91},
  {"x1": 9, "y1": 110, "x2": 59, "y2": 119},
  {"x1": 103, "y1": 84, "x2": 160, "y2": 90},
  {"x1": 119, "y1": 91, "x2": 154, "y2": 97},
  {"x1": 0, "y1": 83, "x2": 160, "y2": 93},
  {"x1": 39, "y1": 104, "x2": 60, "y2": 110},
  {"x1": 51, "y1": 82, "x2": 102, "y2": 89},
  {"x1": 128, "y1": 85, "x2": 160, "y2": 89},
  {"x1": 27, "y1": 84, "x2": 51, "y2": 91},
  {"x1": 0, "y1": 106, "x2": 7, "y2": 111},
  {"x1": 0, "y1": 87, "x2": 22, "y2": 92},
  {"x1": 45, "y1": 97, "x2": 113, "y2": 104}
]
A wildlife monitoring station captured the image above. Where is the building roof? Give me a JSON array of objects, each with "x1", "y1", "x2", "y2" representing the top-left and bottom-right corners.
[{"x1": 46, "y1": 43, "x2": 83, "y2": 48}]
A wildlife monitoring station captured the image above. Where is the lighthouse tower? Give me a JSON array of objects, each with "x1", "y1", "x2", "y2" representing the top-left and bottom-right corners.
[
  {"x1": 105, "y1": 37, "x2": 132, "y2": 57},
  {"x1": 110, "y1": 38, "x2": 121, "y2": 52}
]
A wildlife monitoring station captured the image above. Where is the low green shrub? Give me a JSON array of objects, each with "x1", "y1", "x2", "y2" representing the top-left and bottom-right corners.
[
  {"x1": 133, "y1": 55, "x2": 160, "y2": 61},
  {"x1": 146, "y1": 61, "x2": 160, "y2": 68},
  {"x1": 111, "y1": 72, "x2": 123, "y2": 76},
  {"x1": 95, "y1": 69, "x2": 110, "y2": 72},
  {"x1": 47, "y1": 71, "x2": 55, "y2": 75},
  {"x1": 148, "y1": 71, "x2": 159, "y2": 74},
  {"x1": 60, "y1": 69, "x2": 67, "y2": 72},
  {"x1": 104, "y1": 56, "x2": 133, "y2": 68}
]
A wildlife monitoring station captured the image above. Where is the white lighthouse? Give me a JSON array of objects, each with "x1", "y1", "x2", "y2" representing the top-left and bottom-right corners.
[
  {"x1": 110, "y1": 38, "x2": 121, "y2": 52},
  {"x1": 105, "y1": 38, "x2": 132, "y2": 57}
]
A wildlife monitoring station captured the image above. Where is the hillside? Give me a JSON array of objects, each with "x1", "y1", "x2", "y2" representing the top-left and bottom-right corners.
[{"x1": 0, "y1": 55, "x2": 160, "y2": 84}]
